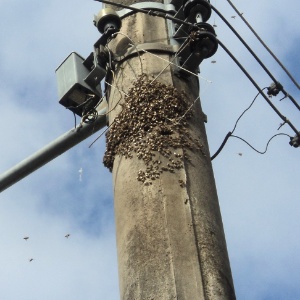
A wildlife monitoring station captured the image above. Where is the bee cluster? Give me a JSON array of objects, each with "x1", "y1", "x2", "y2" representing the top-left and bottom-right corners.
[{"x1": 103, "y1": 75, "x2": 204, "y2": 185}]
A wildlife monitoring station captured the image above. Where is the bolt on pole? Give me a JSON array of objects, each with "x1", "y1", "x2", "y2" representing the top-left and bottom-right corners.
[{"x1": 100, "y1": 0, "x2": 236, "y2": 299}]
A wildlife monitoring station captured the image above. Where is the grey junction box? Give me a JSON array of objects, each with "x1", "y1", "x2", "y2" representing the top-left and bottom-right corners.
[{"x1": 55, "y1": 52, "x2": 101, "y2": 116}]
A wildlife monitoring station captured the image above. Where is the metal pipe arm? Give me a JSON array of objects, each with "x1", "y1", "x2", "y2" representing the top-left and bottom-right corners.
[{"x1": 0, "y1": 108, "x2": 107, "y2": 193}]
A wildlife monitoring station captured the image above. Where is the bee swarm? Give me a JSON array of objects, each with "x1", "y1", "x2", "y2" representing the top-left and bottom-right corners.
[{"x1": 103, "y1": 75, "x2": 204, "y2": 185}]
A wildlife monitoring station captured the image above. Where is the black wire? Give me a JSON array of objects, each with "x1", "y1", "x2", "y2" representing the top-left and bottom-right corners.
[
  {"x1": 211, "y1": 133, "x2": 291, "y2": 160},
  {"x1": 211, "y1": 89, "x2": 266, "y2": 161},
  {"x1": 73, "y1": 112, "x2": 77, "y2": 129},
  {"x1": 224, "y1": 0, "x2": 300, "y2": 90},
  {"x1": 211, "y1": 132, "x2": 232, "y2": 160},
  {"x1": 231, "y1": 88, "x2": 267, "y2": 133},
  {"x1": 231, "y1": 133, "x2": 292, "y2": 154},
  {"x1": 94, "y1": 0, "x2": 300, "y2": 144},
  {"x1": 218, "y1": 39, "x2": 299, "y2": 136},
  {"x1": 97, "y1": 0, "x2": 300, "y2": 111},
  {"x1": 211, "y1": 4, "x2": 300, "y2": 111}
]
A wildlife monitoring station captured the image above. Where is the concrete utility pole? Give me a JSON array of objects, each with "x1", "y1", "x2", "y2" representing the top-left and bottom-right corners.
[{"x1": 101, "y1": 0, "x2": 236, "y2": 299}]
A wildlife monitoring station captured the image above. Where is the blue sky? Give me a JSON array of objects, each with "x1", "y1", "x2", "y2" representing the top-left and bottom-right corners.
[{"x1": 0, "y1": 0, "x2": 300, "y2": 299}]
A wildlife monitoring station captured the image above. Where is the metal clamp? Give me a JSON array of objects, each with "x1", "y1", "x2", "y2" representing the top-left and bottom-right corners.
[{"x1": 290, "y1": 132, "x2": 300, "y2": 148}]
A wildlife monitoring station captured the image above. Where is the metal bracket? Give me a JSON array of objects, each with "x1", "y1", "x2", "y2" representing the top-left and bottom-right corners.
[
  {"x1": 116, "y1": 2, "x2": 176, "y2": 19},
  {"x1": 83, "y1": 51, "x2": 107, "y2": 88}
]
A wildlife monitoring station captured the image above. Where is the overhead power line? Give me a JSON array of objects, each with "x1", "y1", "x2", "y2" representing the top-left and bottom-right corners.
[
  {"x1": 211, "y1": 90, "x2": 262, "y2": 160},
  {"x1": 96, "y1": 0, "x2": 300, "y2": 112},
  {"x1": 225, "y1": 0, "x2": 300, "y2": 90},
  {"x1": 218, "y1": 39, "x2": 299, "y2": 136},
  {"x1": 210, "y1": 89, "x2": 292, "y2": 160},
  {"x1": 211, "y1": 4, "x2": 300, "y2": 111},
  {"x1": 94, "y1": 0, "x2": 300, "y2": 138}
]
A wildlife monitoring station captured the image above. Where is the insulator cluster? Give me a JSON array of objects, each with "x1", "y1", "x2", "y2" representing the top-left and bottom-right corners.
[{"x1": 103, "y1": 75, "x2": 205, "y2": 185}]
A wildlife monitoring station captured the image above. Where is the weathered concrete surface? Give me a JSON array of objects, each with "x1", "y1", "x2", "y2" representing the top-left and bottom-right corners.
[{"x1": 105, "y1": 6, "x2": 236, "y2": 300}]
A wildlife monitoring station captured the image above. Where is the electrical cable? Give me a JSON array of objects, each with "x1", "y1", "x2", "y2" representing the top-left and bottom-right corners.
[
  {"x1": 231, "y1": 133, "x2": 292, "y2": 155},
  {"x1": 231, "y1": 88, "x2": 267, "y2": 133},
  {"x1": 89, "y1": 121, "x2": 112, "y2": 148},
  {"x1": 218, "y1": 39, "x2": 299, "y2": 136},
  {"x1": 211, "y1": 4, "x2": 300, "y2": 111},
  {"x1": 224, "y1": 0, "x2": 300, "y2": 90},
  {"x1": 210, "y1": 86, "x2": 294, "y2": 160},
  {"x1": 94, "y1": 0, "x2": 300, "y2": 149},
  {"x1": 211, "y1": 132, "x2": 232, "y2": 161},
  {"x1": 211, "y1": 89, "x2": 265, "y2": 160},
  {"x1": 96, "y1": 0, "x2": 300, "y2": 111},
  {"x1": 211, "y1": 132, "x2": 291, "y2": 160}
]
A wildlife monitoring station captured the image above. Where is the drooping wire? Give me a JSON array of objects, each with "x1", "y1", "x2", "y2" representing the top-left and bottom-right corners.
[
  {"x1": 218, "y1": 39, "x2": 299, "y2": 136},
  {"x1": 231, "y1": 88, "x2": 268, "y2": 133},
  {"x1": 211, "y1": 89, "x2": 266, "y2": 160},
  {"x1": 224, "y1": 0, "x2": 300, "y2": 90},
  {"x1": 211, "y1": 131, "x2": 292, "y2": 160},
  {"x1": 231, "y1": 133, "x2": 292, "y2": 155},
  {"x1": 210, "y1": 132, "x2": 232, "y2": 160},
  {"x1": 211, "y1": 4, "x2": 300, "y2": 111},
  {"x1": 210, "y1": 86, "x2": 294, "y2": 160},
  {"x1": 101, "y1": 71, "x2": 128, "y2": 115}
]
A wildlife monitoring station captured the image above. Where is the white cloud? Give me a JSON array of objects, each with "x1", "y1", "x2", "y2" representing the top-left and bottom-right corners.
[{"x1": 0, "y1": 0, "x2": 299, "y2": 299}]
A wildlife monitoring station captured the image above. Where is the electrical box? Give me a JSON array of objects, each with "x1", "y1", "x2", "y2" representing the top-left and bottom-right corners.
[{"x1": 55, "y1": 52, "x2": 101, "y2": 116}]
